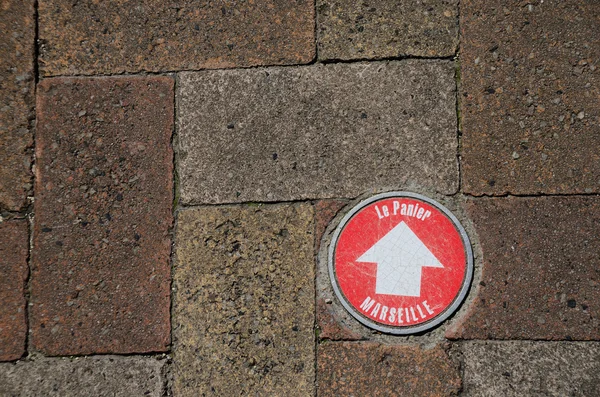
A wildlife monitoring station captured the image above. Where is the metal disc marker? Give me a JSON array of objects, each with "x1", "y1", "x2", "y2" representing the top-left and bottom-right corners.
[{"x1": 328, "y1": 192, "x2": 473, "y2": 335}]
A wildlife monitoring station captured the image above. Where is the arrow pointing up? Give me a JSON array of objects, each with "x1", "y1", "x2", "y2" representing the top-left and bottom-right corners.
[{"x1": 356, "y1": 221, "x2": 443, "y2": 297}]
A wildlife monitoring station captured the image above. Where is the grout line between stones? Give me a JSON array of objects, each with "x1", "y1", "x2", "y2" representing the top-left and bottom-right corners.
[
  {"x1": 22, "y1": 0, "x2": 41, "y2": 360},
  {"x1": 36, "y1": 54, "x2": 457, "y2": 80}
]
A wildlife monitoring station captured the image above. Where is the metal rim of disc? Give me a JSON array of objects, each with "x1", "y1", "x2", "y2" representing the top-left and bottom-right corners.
[{"x1": 327, "y1": 191, "x2": 474, "y2": 335}]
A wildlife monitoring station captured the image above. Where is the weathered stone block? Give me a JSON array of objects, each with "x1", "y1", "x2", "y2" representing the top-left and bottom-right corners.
[{"x1": 173, "y1": 204, "x2": 315, "y2": 396}]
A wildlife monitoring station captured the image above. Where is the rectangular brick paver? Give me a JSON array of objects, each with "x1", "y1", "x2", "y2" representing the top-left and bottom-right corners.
[
  {"x1": 461, "y1": 0, "x2": 600, "y2": 195},
  {"x1": 38, "y1": 0, "x2": 315, "y2": 76},
  {"x1": 173, "y1": 204, "x2": 315, "y2": 396},
  {"x1": 318, "y1": 342, "x2": 461, "y2": 397},
  {"x1": 178, "y1": 61, "x2": 458, "y2": 204},
  {"x1": 460, "y1": 341, "x2": 600, "y2": 396},
  {"x1": 0, "y1": 356, "x2": 166, "y2": 396},
  {"x1": 31, "y1": 76, "x2": 174, "y2": 355},
  {"x1": 0, "y1": 0, "x2": 35, "y2": 211},
  {"x1": 317, "y1": 0, "x2": 459, "y2": 60},
  {"x1": 0, "y1": 220, "x2": 28, "y2": 361},
  {"x1": 447, "y1": 196, "x2": 600, "y2": 340}
]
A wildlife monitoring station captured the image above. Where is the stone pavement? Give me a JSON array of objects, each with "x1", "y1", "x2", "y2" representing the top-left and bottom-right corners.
[{"x1": 1, "y1": 0, "x2": 599, "y2": 396}]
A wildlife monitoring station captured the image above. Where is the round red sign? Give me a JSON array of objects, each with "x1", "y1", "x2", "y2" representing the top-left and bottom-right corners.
[{"x1": 328, "y1": 192, "x2": 473, "y2": 334}]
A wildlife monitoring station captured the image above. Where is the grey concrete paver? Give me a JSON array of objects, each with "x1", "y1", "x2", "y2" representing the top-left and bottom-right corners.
[
  {"x1": 177, "y1": 60, "x2": 458, "y2": 204},
  {"x1": 460, "y1": 341, "x2": 600, "y2": 396}
]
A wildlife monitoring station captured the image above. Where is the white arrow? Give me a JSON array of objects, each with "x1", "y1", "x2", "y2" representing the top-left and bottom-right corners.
[{"x1": 356, "y1": 221, "x2": 443, "y2": 297}]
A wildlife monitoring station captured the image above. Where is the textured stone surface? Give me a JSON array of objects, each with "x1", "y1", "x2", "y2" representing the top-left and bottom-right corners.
[
  {"x1": 38, "y1": 0, "x2": 314, "y2": 76},
  {"x1": 0, "y1": 355, "x2": 166, "y2": 396},
  {"x1": 0, "y1": 0, "x2": 35, "y2": 211},
  {"x1": 314, "y1": 200, "x2": 361, "y2": 341},
  {"x1": 461, "y1": 0, "x2": 600, "y2": 195},
  {"x1": 173, "y1": 204, "x2": 315, "y2": 396},
  {"x1": 460, "y1": 341, "x2": 600, "y2": 396},
  {"x1": 31, "y1": 76, "x2": 173, "y2": 355},
  {"x1": 317, "y1": 0, "x2": 459, "y2": 60},
  {"x1": 318, "y1": 342, "x2": 461, "y2": 396},
  {"x1": 178, "y1": 61, "x2": 458, "y2": 204},
  {"x1": 0, "y1": 220, "x2": 28, "y2": 361},
  {"x1": 447, "y1": 197, "x2": 600, "y2": 340}
]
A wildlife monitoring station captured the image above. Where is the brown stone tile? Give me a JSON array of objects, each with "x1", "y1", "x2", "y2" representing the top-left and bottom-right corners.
[
  {"x1": 317, "y1": 342, "x2": 461, "y2": 397},
  {"x1": 316, "y1": 298, "x2": 361, "y2": 342},
  {"x1": 173, "y1": 204, "x2": 315, "y2": 396},
  {"x1": 0, "y1": 0, "x2": 35, "y2": 211},
  {"x1": 314, "y1": 200, "x2": 361, "y2": 341},
  {"x1": 314, "y1": 199, "x2": 348, "y2": 249},
  {"x1": 461, "y1": 0, "x2": 600, "y2": 195},
  {"x1": 318, "y1": 0, "x2": 459, "y2": 60},
  {"x1": 447, "y1": 197, "x2": 600, "y2": 340},
  {"x1": 38, "y1": 0, "x2": 315, "y2": 76},
  {"x1": 0, "y1": 220, "x2": 28, "y2": 361},
  {"x1": 31, "y1": 76, "x2": 173, "y2": 355}
]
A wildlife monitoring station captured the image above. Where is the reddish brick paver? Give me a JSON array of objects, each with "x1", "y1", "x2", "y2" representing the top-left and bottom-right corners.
[
  {"x1": 461, "y1": 0, "x2": 600, "y2": 195},
  {"x1": 314, "y1": 200, "x2": 362, "y2": 341},
  {"x1": 31, "y1": 76, "x2": 173, "y2": 355},
  {"x1": 447, "y1": 197, "x2": 600, "y2": 340},
  {"x1": 0, "y1": 0, "x2": 35, "y2": 211},
  {"x1": 318, "y1": 342, "x2": 461, "y2": 397},
  {"x1": 38, "y1": 0, "x2": 315, "y2": 76},
  {"x1": 0, "y1": 220, "x2": 28, "y2": 361}
]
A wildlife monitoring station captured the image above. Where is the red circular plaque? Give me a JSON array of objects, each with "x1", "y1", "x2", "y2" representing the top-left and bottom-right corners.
[{"x1": 328, "y1": 192, "x2": 473, "y2": 334}]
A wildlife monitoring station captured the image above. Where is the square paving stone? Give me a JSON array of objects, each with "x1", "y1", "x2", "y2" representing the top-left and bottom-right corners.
[
  {"x1": 461, "y1": 0, "x2": 600, "y2": 195},
  {"x1": 459, "y1": 341, "x2": 600, "y2": 396},
  {"x1": 0, "y1": 355, "x2": 166, "y2": 396},
  {"x1": 31, "y1": 76, "x2": 174, "y2": 355},
  {"x1": 317, "y1": 342, "x2": 461, "y2": 397},
  {"x1": 447, "y1": 196, "x2": 600, "y2": 340},
  {"x1": 38, "y1": 0, "x2": 315, "y2": 76},
  {"x1": 317, "y1": 0, "x2": 459, "y2": 60},
  {"x1": 0, "y1": 220, "x2": 29, "y2": 361},
  {"x1": 0, "y1": 0, "x2": 35, "y2": 211},
  {"x1": 177, "y1": 60, "x2": 458, "y2": 204},
  {"x1": 173, "y1": 204, "x2": 315, "y2": 396}
]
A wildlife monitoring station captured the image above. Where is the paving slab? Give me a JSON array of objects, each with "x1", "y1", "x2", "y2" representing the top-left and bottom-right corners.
[
  {"x1": 317, "y1": 0, "x2": 458, "y2": 60},
  {"x1": 447, "y1": 196, "x2": 600, "y2": 340},
  {"x1": 0, "y1": 220, "x2": 28, "y2": 361},
  {"x1": 317, "y1": 342, "x2": 461, "y2": 397},
  {"x1": 177, "y1": 61, "x2": 458, "y2": 204},
  {"x1": 461, "y1": 0, "x2": 600, "y2": 195},
  {"x1": 38, "y1": 0, "x2": 314, "y2": 76},
  {"x1": 0, "y1": 0, "x2": 35, "y2": 211},
  {"x1": 173, "y1": 204, "x2": 315, "y2": 396},
  {"x1": 0, "y1": 355, "x2": 166, "y2": 396},
  {"x1": 459, "y1": 341, "x2": 600, "y2": 396},
  {"x1": 314, "y1": 200, "x2": 361, "y2": 341},
  {"x1": 31, "y1": 76, "x2": 173, "y2": 355}
]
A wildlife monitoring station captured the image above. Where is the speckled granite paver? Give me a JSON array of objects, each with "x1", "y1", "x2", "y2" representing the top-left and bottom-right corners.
[
  {"x1": 173, "y1": 204, "x2": 315, "y2": 396},
  {"x1": 0, "y1": 356, "x2": 167, "y2": 396},
  {"x1": 177, "y1": 60, "x2": 458, "y2": 204},
  {"x1": 447, "y1": 197, "x2": 600, "y2": 340},
  {"x1": 0, "y1": 0, "x2": 35, "y2": 211},
  {"x1": 461, "y1": 0, "x2": 600, "y2": 195},
  {"x1": 0, "y1": 220, "x2": 28, "y2": 361},
  {"x1": 459, "y1": 341, "x2": 600, "y2": 396},
  {"x1": 31, "y1": 76, "x2": 173, "y2": 355},
  {"x1": 38, "y1": 0, "x2": 315, "y2": 76},
  {"x1": 318, "y1": 342, "x2": 461, "y2": 397},
  {"x1": 317, "y1": 0, "x2": 459, "y2": 60}
]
